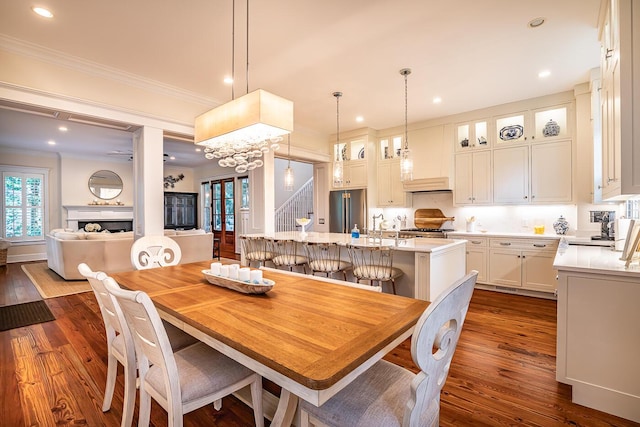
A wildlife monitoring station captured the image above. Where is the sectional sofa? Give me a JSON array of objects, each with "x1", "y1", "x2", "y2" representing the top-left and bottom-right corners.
[{"x1": 46, "y1": 229, "x2": 213, "y2": 280}]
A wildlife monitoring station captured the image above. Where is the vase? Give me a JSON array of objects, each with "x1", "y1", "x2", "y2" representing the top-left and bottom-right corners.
[{"x1": 553, "y1": 215, "x2": 569, "y2": 235}]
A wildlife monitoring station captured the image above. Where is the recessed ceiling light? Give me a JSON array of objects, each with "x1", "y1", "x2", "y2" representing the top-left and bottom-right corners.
[
  {"x1": 58, "y1": 126, "x2": 68, "y2": 132},
  {"x1": 538, "y1": 70, "x2": 551, "y2": 78},
  {"x1": 47, "y1": 140, "x2": 56, "y2": 145},
  {"x1": 169, "y1": 156, "x2": 176, "y2": 160},
  {"x1": 223, "y1": 76, "x2": 233, "y2": 84},
  {"x1": 195, "y1": 148, "x2": 202, "y2": 152},
  {"x1": 433, "y1": 97, "x2": 442, "y2": 104},
  {"x1": 355, "y1": 116, "x2": 364, "y2": 123},
  {"x1": 32, "y1": 7, "x2": 54, "y2": 18},
  {"x1": 528, "y1": 17, "x2": 545, "y2": 28}
]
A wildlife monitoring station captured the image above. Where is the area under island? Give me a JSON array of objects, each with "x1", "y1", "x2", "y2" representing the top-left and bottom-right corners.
[{"x1": 241, "y1": 231, "x2": 467, "y2": 301}]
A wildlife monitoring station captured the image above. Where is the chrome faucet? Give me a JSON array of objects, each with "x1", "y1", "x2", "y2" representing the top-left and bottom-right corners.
[{"x1": 372, "y1": 213, "x2": 384, "y2": 232}]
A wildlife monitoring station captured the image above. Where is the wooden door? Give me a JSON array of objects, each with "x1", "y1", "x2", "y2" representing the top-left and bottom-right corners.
[{"x1": 211, "y1": 178, "x2": 236, "y2": 258}]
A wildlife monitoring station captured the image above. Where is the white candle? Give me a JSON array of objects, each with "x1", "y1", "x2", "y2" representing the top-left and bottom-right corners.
[
  {"x1": 238, "y1": 267, "x2": 251, "y2": 282},
  {"x1": 219, "y1": 265, "x2": 230, "y2": 277},
  {"x1": 250, "y1": 270, "x2": 263, "y2": 283},
  {"x1": 228, "y1": 264, "x2": 239, "y2": 279},
  {"x1": 210, "y1": 262, "x2": 222, "y2": 275}
]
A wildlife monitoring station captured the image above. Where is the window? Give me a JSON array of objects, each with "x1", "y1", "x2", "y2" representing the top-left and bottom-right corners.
[{"x1": 2, "y1": 167, "x2": 48, "y2": 242}]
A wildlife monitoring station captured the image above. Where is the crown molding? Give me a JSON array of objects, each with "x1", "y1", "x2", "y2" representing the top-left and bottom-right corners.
[{"x1": 0, "y1": 34, "x2": 220, "y2": 108}]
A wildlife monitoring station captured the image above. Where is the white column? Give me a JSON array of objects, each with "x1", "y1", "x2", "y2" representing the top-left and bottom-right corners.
[
  {"x1": 133, "y1": 126, "x2": 165, "y2": 238},
  {"x1": 247, "y1": 150, "x2": 275, "y2": 234}
]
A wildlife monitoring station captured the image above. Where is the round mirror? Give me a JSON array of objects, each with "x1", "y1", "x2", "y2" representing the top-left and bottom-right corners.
[{"x1": 88, "y1": 170, "x2": 123, "y2": 200}]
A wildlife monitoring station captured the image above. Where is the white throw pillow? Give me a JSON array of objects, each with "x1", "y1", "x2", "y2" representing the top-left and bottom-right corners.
[{"x1": 175, "y1": 229, "x2": 206, "y2": 235}]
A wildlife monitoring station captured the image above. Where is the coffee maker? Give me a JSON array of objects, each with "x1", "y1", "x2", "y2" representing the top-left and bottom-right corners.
[{"x1": 591, "y1": 211, "x2": 615, "y2": 241}]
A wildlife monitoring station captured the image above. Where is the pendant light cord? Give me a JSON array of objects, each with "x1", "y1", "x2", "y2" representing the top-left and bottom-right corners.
[
  {"x1": 231, "y1": 0, "x2": 235, "y2": 100},
  {"x1": 403, "y1": 69, "x2": 409, "y2": 149},
  {"x1": 287, "y1": 134, "x2": 291, "y2": 167},
  {"x1": 246, "y1": 0, "x2": 249, "y2": 94},
  {"x1": 334, "y1": 91, "x2": 342, "y2": 161}
]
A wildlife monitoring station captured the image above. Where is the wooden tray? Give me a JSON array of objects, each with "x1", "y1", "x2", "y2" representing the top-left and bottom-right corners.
[
  {"x1": 414, "y1": 208, "x2": 455, "y2": 229},
  {"x1": 202, "y1": 270, "x2": 275, "y2": 294}
]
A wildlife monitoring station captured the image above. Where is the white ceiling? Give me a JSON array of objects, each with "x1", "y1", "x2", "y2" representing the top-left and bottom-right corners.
[{"x1": 0, "y1": 0, "x2": 602, "y2": 167}]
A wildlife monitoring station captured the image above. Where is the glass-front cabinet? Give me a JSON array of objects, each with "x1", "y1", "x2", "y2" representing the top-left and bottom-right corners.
[
  {"x1": 495, "y1": 112, "x2": 528, "y2": 145},
  {"x1": 378, "y1": 136, "x2": 403, "y2": 160},
  {"x1": 455, "y1": 120, "x2": 490, "y2": 151},
  {"x1": 494, "y1": 104, "x2": 570, "y2": 146},
  {"x1": 332, "y1": 138, "x2": 368, "y2": 189}
]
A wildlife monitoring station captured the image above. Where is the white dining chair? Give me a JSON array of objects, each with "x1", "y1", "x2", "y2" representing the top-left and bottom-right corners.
[
  {"x1": 259, "y1": 266, "x2": 381, "y2": 292},
  {"x1": 131, "y1": 235, "x2": 182, "y2": 270},
  {"x1": 102, "y1": 275, "x2": 264, "y2": 427},
  {"x1": 300, "y1": 271, "x2": 478, "y2": 427},
  {"x1": 77, "y1": 263, "x2": 197, "y2": 427}
]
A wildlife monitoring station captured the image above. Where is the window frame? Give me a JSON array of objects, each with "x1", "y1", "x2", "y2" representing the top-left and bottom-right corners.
[{"x1": 1, "y1": 165, "x2": 49, "y2": 243}]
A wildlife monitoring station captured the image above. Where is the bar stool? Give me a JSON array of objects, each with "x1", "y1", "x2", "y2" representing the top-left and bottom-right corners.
[
  {"x1": 347, "y1": 244, "x2": 402, "y2": 294},
  {"x1": 303, "y1": 241, "x2": 351, "y2": 281},
  {"x1": 269, "y1": 239, "x2": 308, "y2": 273},
  {"x1": 240, "y1": 236, "x2": 273, "y2": 267},
  {"x1": 212, "y1": 238, "x2": 221, "y2": 260}
]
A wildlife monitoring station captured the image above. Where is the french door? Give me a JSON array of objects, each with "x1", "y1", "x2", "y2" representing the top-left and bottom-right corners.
[{"x1": 206, "y1": 178, "x2": 235, "y2": 258}]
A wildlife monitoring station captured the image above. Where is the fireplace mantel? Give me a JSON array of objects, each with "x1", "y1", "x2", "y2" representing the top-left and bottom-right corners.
[{"x1": 64, "y1": 205, "x2": 133, "y2": 230}]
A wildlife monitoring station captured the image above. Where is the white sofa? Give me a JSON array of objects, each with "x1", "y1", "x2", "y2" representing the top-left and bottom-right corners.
[{"x1": 46, "y1": 229, "x2": 214, "y2": 280}]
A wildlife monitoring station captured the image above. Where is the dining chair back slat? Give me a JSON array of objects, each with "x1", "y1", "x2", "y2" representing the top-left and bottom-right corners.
[{"x1": 131, "y1": 235, "x2": 182, "y2": 270}]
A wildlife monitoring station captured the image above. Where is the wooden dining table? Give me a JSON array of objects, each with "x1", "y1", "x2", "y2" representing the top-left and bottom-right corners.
[{"x1": 111, "y1": 260, "x2": 429, "y2": 426}]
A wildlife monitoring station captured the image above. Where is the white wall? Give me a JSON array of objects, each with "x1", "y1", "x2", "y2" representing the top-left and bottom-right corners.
[{"x1": 273, "y1": 158, "x2": 314, "y2": 208}]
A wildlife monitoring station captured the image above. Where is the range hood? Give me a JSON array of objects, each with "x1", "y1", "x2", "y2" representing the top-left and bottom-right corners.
[{"x1": 402, "y1": 177, "x2": 452, "y2": 192}]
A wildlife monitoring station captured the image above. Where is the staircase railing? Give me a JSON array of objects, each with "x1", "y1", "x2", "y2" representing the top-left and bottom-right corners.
[{"x1": 275, "y1": 178, "x2": 314, "y2": 232}]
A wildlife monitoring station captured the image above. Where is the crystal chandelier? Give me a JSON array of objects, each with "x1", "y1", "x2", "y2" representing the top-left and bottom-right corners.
[
  {"x1": 399, "y1": 68, "x2": 413, "y2": 182},
  {"x1": 194, "y1": 0, "x2": 293, "y2": 173}
]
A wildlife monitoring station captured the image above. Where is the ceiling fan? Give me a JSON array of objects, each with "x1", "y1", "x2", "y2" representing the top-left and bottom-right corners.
[{"x1": 107, "y1": 150, "x2": 170, "y2": 161}]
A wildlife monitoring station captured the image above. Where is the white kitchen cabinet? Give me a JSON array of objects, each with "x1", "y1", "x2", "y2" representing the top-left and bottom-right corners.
[
  {"x1": 493, "y1": 146, "x2": 529, "y2": 203},
  {"x1": 377, "y1": 160, "x2": 410, "y2": 207},
  {"x1": 332, "y1": 137, "x2": 369, "y2": 189},
  {"x1": 494, "y1": 141, "x2": 572, "y2": 204},
  {"x1": 455, "y1": 119, "x2": 490, "y2": 152},
  {"x1": 488, "y1": 237, "x2": 558, "y2": 293},
  {"x1": 530, "y1": 141, "x2": 572, "y2": 203},
  {"x1": 494, "y1": 104, "x2": 571, "y2": 146},
  {"x1": 454, "y1": 151, "x2": 492, "y2": 205},
  {"x1": 599, "y1": 0, "x2": 640, "y2": 200},
  {"x1": 448, "y1": 234, "x2": 488, "y2": 283}
]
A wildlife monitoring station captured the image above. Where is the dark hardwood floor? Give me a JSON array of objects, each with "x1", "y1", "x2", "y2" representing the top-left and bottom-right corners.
[{"x1": 1, "y1": 261, "x2": 637, "y2": 426}]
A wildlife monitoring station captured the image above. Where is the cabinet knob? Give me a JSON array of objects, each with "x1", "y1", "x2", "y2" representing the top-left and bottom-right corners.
[
  {"x1": 523, "y1": 196, "x2": 528, "y2": 199},
  {"x1": 500, "y1": 242, "x2": 511, "y2": 246},
  {"x1": 532, "y1": 195, "x2": 536, "y2": 199}
]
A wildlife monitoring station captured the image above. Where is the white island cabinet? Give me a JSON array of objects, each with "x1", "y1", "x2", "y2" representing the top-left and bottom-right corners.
[
  {"x1": 554, "y1": 246, "x2": 640, "y2": 423},
  {"x1": 241, "y1": 232, "x2": 466, "y2": 302}
]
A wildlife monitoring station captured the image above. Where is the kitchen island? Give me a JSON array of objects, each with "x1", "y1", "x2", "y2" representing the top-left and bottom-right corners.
[
  {"x1": 241, "y1": 231, "x2": 466, "y2": 301},
  {"x1": 553, "y1": 245, "x2": 640, "y2": 423}
]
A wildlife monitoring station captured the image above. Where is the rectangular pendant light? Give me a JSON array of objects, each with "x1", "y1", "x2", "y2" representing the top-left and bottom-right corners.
[{"x1": 195, "y1": 89, "x2": 294, "y2": 147}]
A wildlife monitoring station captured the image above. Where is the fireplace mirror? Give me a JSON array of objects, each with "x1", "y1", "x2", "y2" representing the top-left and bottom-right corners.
[{"x1": 88, "y1": 170, "x2": 123, "y2": 200}]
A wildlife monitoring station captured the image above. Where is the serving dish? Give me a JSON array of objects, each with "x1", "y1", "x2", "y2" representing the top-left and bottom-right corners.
[{"x1": 202, "y1": 270, "x2": 275, "y2": 294}]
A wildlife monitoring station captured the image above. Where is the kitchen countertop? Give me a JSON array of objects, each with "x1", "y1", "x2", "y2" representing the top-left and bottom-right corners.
[
  {"x1": 242, "y1": 231, "x2": 465, "y2": 253},
  {"x1": 553, "y1": 245, "x2": 640, "y2": 277}
]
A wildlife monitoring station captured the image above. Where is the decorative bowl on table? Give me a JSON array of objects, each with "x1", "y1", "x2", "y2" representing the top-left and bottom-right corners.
[
  {"x1": 296, "y1": 218, "x2": 311, "y2": 236},
  {"x1": 202, "y1": 270, "x2": 275, "y2": 294}
]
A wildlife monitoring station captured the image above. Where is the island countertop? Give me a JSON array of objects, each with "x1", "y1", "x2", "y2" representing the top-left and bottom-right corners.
[
  {"x1": 553, "y1": 245, "x2": 640, "y2": 278},
  {"x1": 242, "y1": 231, "x2": 465, "y2": 253}
]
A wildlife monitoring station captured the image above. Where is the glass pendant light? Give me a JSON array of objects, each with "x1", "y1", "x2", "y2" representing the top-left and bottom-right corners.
[
  {"x1": 332, "y1": 91, "x2": 344, "y2": 187},
  {"x1": 399, "y1": 68, "x2": 413, "y2": 182},
  {"x1": 284, "y1": 134, "x2": 294, "y2": 191}
]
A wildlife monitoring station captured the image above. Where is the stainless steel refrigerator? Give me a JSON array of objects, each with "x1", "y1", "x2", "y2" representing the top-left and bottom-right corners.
[{"x1": 329, "y1": 189, "x2": 367, "y2": 234}]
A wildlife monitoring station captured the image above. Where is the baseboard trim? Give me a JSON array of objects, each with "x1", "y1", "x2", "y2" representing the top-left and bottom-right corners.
[{"x1": 7, "y1": 253, "x2": 47, "y2": 263}]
